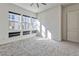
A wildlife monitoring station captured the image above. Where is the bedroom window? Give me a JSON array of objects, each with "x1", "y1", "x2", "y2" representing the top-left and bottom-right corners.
[
  {"x1": 9, "y1": 11, "x2": 21, "y2": 31},
  {"x1": 22, "y1": 15, "x2": 30, "y2": 30}
]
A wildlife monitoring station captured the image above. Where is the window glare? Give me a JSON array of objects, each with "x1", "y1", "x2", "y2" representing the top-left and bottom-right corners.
[
  {"x1": 42, "y1": 25, "x2": 46, "y2": 38},
  {"x1": 47, "y1": 30, "x2": 51, "y2": 39},
  {"x1": 36, "y1": 20, "x2": 40, "y2": 32}
]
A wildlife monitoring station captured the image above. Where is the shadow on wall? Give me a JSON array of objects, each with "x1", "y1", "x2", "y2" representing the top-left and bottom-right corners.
[{"x1": 36, "y1": 20, "x2": 52, "y2": 40}]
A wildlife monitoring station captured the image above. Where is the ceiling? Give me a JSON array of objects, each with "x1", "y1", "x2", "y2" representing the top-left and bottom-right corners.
[{"x1": 14, "y1": 3, "x2": 70, "y2": 13}]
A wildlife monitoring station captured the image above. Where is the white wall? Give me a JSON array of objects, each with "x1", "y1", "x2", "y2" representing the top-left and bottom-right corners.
[
  {"x1": 0, "y1": 3, "x2": 36, "y2": 45},
  {"x1": 38, "y1": 5, "x2": 62, "y2": 41}
]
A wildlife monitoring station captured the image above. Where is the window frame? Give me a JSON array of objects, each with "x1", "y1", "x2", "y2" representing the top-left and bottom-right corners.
[
  {"x1": 8, "y1": 11, "x2": 21, "y2": 32},
  {"x1": 22, "y1": 15, "x2": 31, "y2": 31}
]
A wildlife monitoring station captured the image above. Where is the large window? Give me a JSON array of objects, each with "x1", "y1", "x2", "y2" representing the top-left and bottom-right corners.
[
  {"x1": 8, "y1": 11, "x2": 39, "y2": 38},
  {"x1": 22, "y1": 15, "x2": 30, "y2": 30},
  {"x1": 9, "y1": 11, "x2": 21, "y2": 31}
]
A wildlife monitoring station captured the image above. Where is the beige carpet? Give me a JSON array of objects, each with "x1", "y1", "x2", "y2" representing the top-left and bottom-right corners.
[{"x1": 0, "y1": 37, "x2": 79, "y2": 56}]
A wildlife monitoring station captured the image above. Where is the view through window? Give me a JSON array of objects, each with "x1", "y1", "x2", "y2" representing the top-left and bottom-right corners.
[
  {"x1": 9, "y1": 11, "x2": 21, "y2": 31},
  {"x1": 22, "y1": 15, "x2": 30, "y2": 30}
]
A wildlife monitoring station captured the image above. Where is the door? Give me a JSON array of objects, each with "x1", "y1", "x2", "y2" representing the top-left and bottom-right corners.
[{"x1": 67, "y1": 10, "x2": 79, "y2": 42}]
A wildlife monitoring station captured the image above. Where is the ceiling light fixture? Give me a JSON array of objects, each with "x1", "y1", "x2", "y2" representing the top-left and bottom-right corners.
[{"x1": 30, "y1": 3, "x2": 47, "y2": 8}]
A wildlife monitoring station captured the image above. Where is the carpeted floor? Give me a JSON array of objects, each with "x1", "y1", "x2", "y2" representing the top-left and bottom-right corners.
[{"x1": 0, "y1": 37, "x2": 79, "y2": 56}]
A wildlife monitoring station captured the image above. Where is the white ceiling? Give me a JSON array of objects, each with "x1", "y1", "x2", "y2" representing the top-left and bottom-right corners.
[{"x1": 14, "y1": 3, "x2": 70, "y2": 13}]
